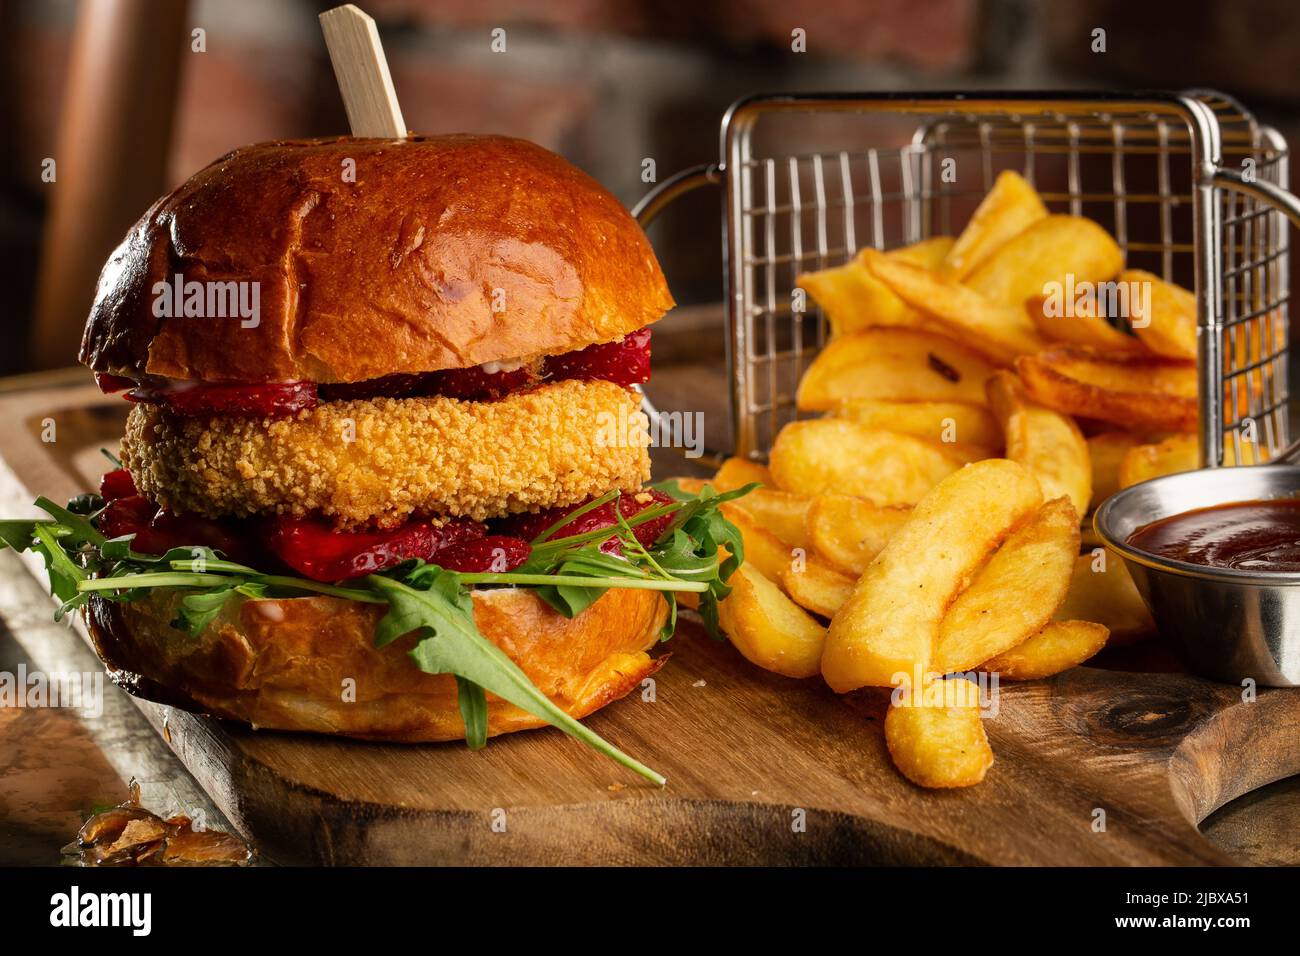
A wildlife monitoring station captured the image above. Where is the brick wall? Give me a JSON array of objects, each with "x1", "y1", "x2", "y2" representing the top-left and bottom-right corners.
[{"x1": 3, "y1": 0, "x2": 1300, "y2": 373}]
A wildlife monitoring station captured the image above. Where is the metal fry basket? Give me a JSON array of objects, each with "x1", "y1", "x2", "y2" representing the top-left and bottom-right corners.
[{"x1": 635, "y1": 91, "x2": 1300, "y2": 470}]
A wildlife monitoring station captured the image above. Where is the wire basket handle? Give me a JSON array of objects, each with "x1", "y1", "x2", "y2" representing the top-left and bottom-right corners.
[
  {"x1": 633, "y1": 163, "x2": 722, "y2": 226},
  {"x1": 1212, "y1": 167, "x2": 1300, "y2": 228},
  {"x1": 634, "y1": 163, "x2": 728, "y2": 468}
]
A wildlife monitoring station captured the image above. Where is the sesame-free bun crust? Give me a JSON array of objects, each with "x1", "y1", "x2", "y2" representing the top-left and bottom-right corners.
[
  {"x1": 85, "y1": 586, "x2": 667, "y2": 742},
  {"x1": 80, "y1": 135, "x2": 674, "y2": 383}
]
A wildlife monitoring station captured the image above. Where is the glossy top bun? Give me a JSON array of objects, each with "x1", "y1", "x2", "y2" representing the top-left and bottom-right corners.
[{"x1": 80, "y1": 135, "x2": 673, "y2": 383}]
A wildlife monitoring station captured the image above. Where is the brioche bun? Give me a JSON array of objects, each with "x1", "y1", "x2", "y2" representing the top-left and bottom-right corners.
[
  {"x1": 79, "y1": 135, "x2": 674, "y2": 384},
  {"x1": 85, "y1": 586, "x2": 667, "y2": 741}
]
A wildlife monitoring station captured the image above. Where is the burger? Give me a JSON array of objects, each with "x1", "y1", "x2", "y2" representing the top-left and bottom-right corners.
[{"x1": 3, "y1": 135, "x2": 750, "y2": 784}]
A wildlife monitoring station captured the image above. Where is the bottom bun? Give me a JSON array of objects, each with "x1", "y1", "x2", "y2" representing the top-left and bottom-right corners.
[{"x1": 84, "y1": 586, "x2": 668, "y2": 742}]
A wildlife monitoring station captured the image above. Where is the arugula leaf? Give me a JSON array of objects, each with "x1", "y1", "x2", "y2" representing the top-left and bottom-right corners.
[
  {"x1": 649, "y1": 527, "x2": 718, "y2": 581},
  {"x1": 100, "y1": 539, "x2": 227, "y2": 568},
  {"x1": 456, "y1": 678, "x2": 489, "y2": 750},
  {"x1": 653, "y1": 478, "x2": 707, "y2": 501},
  {"x1": 369, "y1": 571, "x2": 665, "y2": 785},
  {"x1": 650, "y1": 481, "x2": 758, "y2": 544},
  {"x1": 173, "y1": 585, "x2": 239, "y2": 636},
  {"x1": 32, "y1": 523, "x2": 86, "y2": 604},
  {"x1": 646, "y1": 482, "x2": 755, "y2": 637},
  {"x1": 533, "y1": 545, "x2": 649, "y2": 617},
  {"x1": 690, "y1": 499, "x2": 746, "y2": 585},
  {"x1": 66, "y1": 492, "x2": 104, "y2": 516},
  {"x1": 658, "y1": 591, "x2": 678, "y2": 642},
  {"x1": 0, "y1": 519, "x2": 39, "y2": 553},
  {"x1": 511, "y1": 482, "x2": 753, "y2": 638},
  {"x1": 372, "y1": 564, "x2": 470, "y2": 646},
  {"x1": 34, "y1": 496, "x2": 106, "y2": 547}
]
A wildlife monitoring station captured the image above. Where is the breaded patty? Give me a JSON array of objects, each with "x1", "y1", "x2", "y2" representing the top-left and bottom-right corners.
[{"x1": 122, "y1": 379, "x2": 650, "y2": 528}]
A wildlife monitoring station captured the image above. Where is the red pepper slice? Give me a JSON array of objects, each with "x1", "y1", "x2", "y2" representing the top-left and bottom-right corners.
[
  {"x1": 98, "y1": 495, "x2": 156, "y2": 540},
  {"x1": 319, "y1": 364, "x2": 540, "y2": 403},
  {"x1": 95, "y1": 373, "x2": 136, "y2": 394},
  {"x1": 96, "y1": 496, "x2": 254, "y2": 563},
  {"x1": 544, "y1": 327, "x2": 651, "y2": 388},
  {"x1": 99, "y1": 468, "x2": 137, "y2": 502},
  {"x1": 433, "y1": 535, "x2": 531, "y2": 573},
  {"x1": 135, "y1": 511, "x2": 257, "y2": 565},
  {"x1": 425, "y1": 364, "x2": 539, "y2": 401},
  {"x1": 128, "y1": 382, "x2": 319, "y2": 417},
  {"x1": 266, "y1": 515, "x2": 486, "y2": 582}
]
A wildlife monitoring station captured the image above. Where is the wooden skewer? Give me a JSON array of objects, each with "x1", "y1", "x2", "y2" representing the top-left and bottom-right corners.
[{"x1": 319, "y1": 4, "x2": 407, "y2": 138}]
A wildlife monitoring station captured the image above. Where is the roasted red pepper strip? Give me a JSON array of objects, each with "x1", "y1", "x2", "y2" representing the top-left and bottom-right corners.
[
  {"x1": 98, "y1": 468, "x2": 137, "y2": 502},
  {"x1": 266, "y1": 515, "x2": 486, "y2": 581},
  {"x1": 128, "y1": 382, "x2": 318, "y2": 417},
  {"x1": 433, "y1": 535, "x2": 531, "y2": 573},
  {"x1": 544, "y1": 327, "x2": 651, "y2": 388}
]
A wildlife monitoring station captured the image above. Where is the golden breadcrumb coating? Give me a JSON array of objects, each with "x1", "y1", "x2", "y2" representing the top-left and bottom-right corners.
[{"x1": 122, "y1": 379, "x2": 650, "y2": 528}]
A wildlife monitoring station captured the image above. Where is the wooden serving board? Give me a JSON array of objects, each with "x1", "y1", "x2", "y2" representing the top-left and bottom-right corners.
[{"x1": 2, "y1": 372, "x2": 1299, "y2": 865}]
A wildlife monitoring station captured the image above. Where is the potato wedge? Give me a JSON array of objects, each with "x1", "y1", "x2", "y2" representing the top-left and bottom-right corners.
[
  {"x1": 796, "y1": 258, "x2": 919, "y2": 337},
  {"x1": 981, "y1": 620, "x2": 1109, "y2": 680},
  {"x1": 822, "y1": 459, "x2": 1043, "y2": 692},
  {"x1": 885, "y1": 678, "x2": 993, "y2": 788},
  {"x1": 1026, "y1": 293, "x2": 1148, "y2": 353},
  {"x1": 713, "y1": 456, "x2": 772, "y2": 492},
  {"x1": 1055, "y1": 551, "x2": 1155, "y2": 645},
  {"x1": 780, "y1": 560, "x2": 856, "y2": 619},
  {"x1": 965, "y1": 215, "x2": 1125, "y2": 310},
  {"x1": 796, "y1": 327, "x2": 995, "y2": 410},
  {"x1": 986, "y1": 371, "x2": 1091, "y2": 517},
  {"x1": 933, "y1": 497, "x2": 1079, "y2": 673},
  {"x1": 941, "y1": 442, "x2": 997, "y2": 464},
  {"x1": 1117, "y1": 432, "x2": 1199, "y2": 488},
  {"x1": 717, "y1": 565, "x2": 825, "y2": 679},
  {"x1": 796, "y1": 238, "x2": 959, "y2": 338},
  {"x1": 719, "y1": 505, "x2": 800, "y2": 581},
  {"x1": 942, "y1": 170, "x2": 1048, "y2": 281},
  {"x1": 733, "y1": 488, "x2": 812, "y2": 548},
  {"x1": 770, "y1": 419, "x2": 964, "y2": 506},
  {"x1": 864, "y1": 249, "x2": 1048, "y2": 365},
  {"x1": 832, "y1": 399, "x2": 1002, "y2": 450},
  {"x1": 889, "y1": 235, "x2": 956, "y2": 270},
  {"x1": 1117, "y1": 431, "x2": 1257, "y2": 488},
  {"x1": 1086, "y1": 432, "x2": 1140, "y2": 508},
  {"x1": 805, "y1": 494, "x2": 912, "y2": 576},
  {"x1": 722, "y1": 498, "x2": 842, "y2": 591},
  {"x1": 1125, "y1": 269, "x2": 1196, "y2": 359},
  {"x1": 1015, "y1": 347, "x2": 1198, "y2": 433}
]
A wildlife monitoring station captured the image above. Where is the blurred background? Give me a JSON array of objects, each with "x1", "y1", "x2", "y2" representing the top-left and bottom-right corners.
[{"x1": 3, "y1": 0, "x2": 1299, "y2": 376}]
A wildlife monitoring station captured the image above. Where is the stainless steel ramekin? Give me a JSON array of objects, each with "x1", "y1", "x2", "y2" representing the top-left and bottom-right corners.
[{"x1": 1095, "y1": 465, "x2": 1300, "y2": 687}]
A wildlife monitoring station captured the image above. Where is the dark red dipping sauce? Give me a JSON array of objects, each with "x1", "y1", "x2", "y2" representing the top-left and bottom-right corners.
[{"x1": 1128, "y1": 498, "x2": 1300, "y2": 572}]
